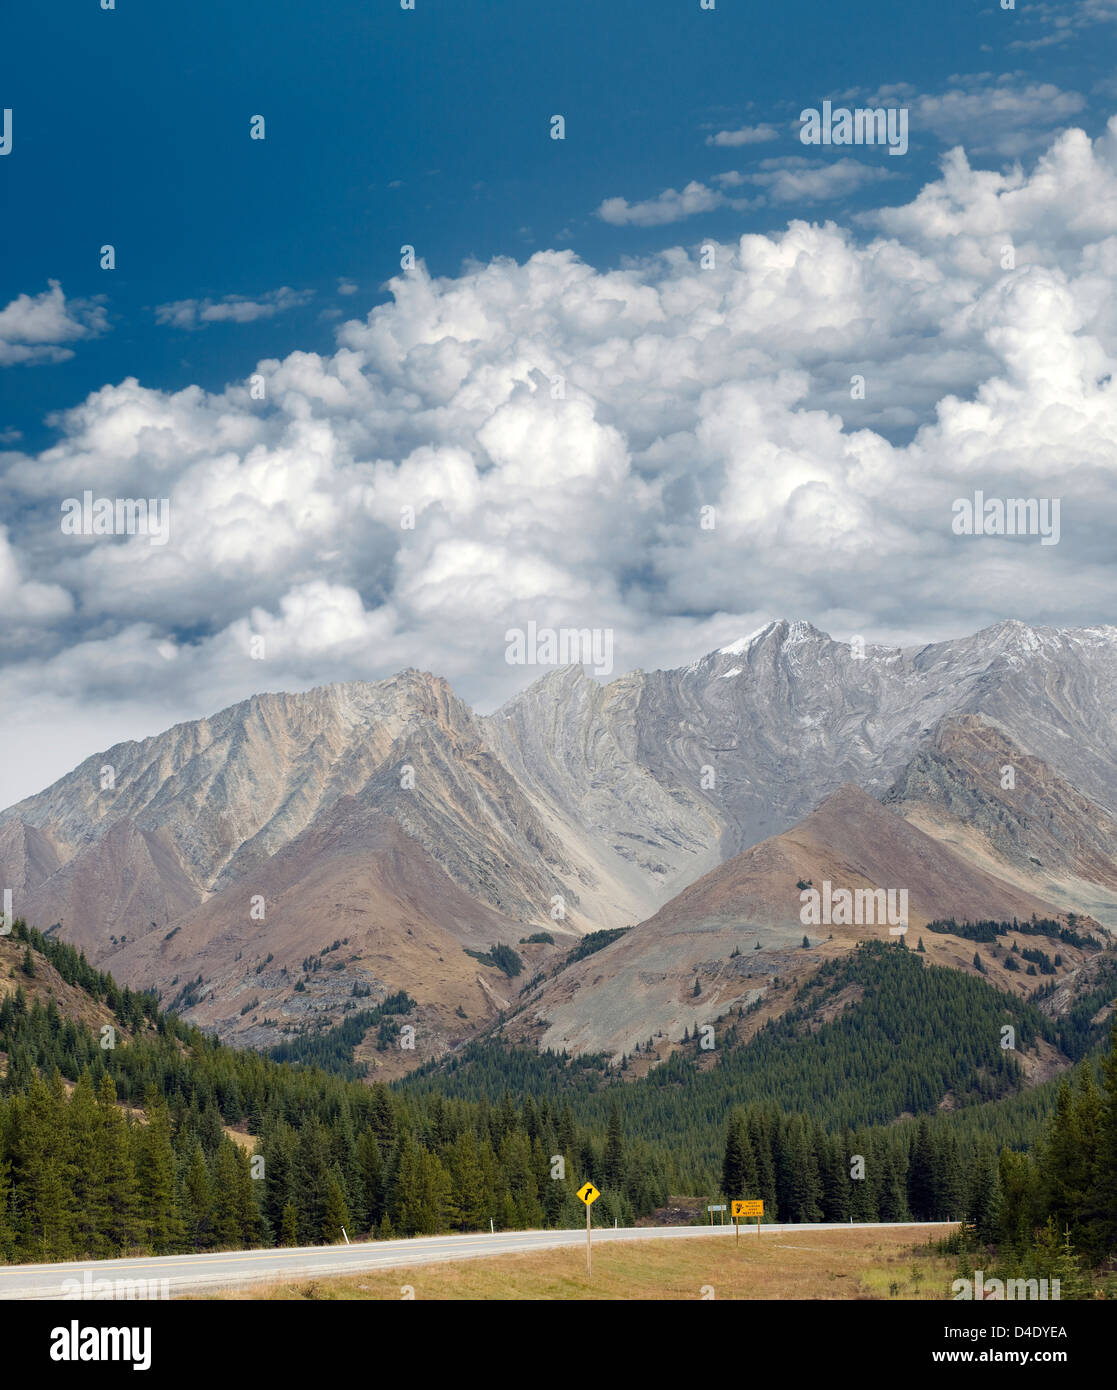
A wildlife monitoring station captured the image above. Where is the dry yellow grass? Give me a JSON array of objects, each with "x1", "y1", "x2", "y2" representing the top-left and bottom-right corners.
[{"x1": 198, "y1": 1226, "x2": 958, "y2": 1301}]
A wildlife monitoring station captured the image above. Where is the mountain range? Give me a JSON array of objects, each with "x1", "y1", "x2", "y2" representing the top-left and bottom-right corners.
[{"x1": 3, "y1": 618, "x2": 1116, "y2": 1069}]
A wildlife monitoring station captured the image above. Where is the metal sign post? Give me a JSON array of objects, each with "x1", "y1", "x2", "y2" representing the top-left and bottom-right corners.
[
  {"x1": 732, "y1": 1199, "x2": 764, "y2": 1240},
  {"x1": 576, "y1": 1181, "x2": 600, "y2": 1277}
]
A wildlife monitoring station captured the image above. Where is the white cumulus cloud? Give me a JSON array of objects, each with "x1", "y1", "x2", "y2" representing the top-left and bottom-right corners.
[
  {"x1": 597, "y1": 181, "x2": 729, "y2": 226},
  {"x1": 154, "y1": 287, "x2": 314, "y2": 330},
  {"x1": 706, "y1": 124, "x2": 781, "y2": 147},
  {"x1": 4, "y1": 117, "x2": 1117, "y2": 803},
  {"x1": 0, "y1": 282, "x2": 108, "y2": 366}
]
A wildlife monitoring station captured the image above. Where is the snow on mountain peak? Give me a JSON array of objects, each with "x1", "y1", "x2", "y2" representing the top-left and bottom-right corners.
[{"x1": 719, "y1": 621, "x2": 778, "y2": 656}]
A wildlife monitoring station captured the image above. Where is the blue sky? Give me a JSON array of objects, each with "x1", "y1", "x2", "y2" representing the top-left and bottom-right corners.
[
  {"x1": 5, "y1": 0, "x2": 1112, "y2": 447},
  {"x1": 2, "y1": 0, "x2": 1117, "y2": 805}
]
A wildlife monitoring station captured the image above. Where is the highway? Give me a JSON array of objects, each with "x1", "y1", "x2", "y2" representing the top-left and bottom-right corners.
[{"x1": 0, "y1": 1221, "x2": 955, "y2": 1299}]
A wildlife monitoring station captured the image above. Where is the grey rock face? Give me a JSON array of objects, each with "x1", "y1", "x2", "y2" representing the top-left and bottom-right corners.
[
  {"x1": 486, "y1": 618, "x2": 1117, "y2": 912},
  {"x1": 2, "y1": 618, "x2": 1116, "y2": 1030}
]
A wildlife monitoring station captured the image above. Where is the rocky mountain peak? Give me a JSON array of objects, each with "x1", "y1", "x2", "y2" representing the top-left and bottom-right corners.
[{"x1": 3, "y1": 618, "x2": 1116, "y2": 1054}]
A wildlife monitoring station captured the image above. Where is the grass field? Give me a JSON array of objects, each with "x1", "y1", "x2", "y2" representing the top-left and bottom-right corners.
[{"x1": 199, "y1": 1225, "x2": 959, "y2": 1301}]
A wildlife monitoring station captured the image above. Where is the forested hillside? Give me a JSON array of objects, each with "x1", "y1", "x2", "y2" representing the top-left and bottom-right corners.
[
  {"x1": 407, "y1": 941, "x2": 1109, "y2": 1175},
  {"x1": 0, "y1": 919, "x2": 667, "y2": 1261},
  {"x1": 2, "y1": 922, "x2": 1114, "y2": 1270},
  {"x1": 932, "y1": 1028, "x2": 1117, "y2": 1291}
]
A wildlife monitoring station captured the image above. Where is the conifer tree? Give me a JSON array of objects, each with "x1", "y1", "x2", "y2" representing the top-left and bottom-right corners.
[
  {"x1": 294, "y1": 1119, "x2": 332, "y2": 1242},
  {"x1": 417, "y1": 1149, "x2": 454, "y2": 1233},
  {"x1": 449, "y1": 1130, "x2": 486, "y2": 1231},
  {"x1": 353, "y1": 1128, "x2": 384, "y2": 1231},
  {"x1": 1039, "y1": 1077, "x2": 1091, "y2": 1241},
  {"x1": 906, "y1": 1117, "x2": 937, "y2": 1221},
  {"x1": 721, "y1": 1112, "x2": 757, "y2": 1198},
  {"x1": 211, "y1": 1139, "x2": 246, "y2": 1247},
  {"x1": 96, "y1": 1072, "x2": 139, "y2": 1253},
  {"x1": 322, "y1": 1171, "x2": 351, "y2": 1243},
  {"x1": 556, "y1": 1104, "x2": 576, "y2": 1156},
  {"x1": 0, "y1": 1158, "x2": 13, "y2": 1262},
  {"x1": 876, "y1": 1140, "x2": 909, "y2": 1222},
  {"x1": 259, "y1": 1119, "x2": 299, "y2": 1237},
  {"x1": 936, "y1": 1130, "x2": 967, "y2": 1223},
  {"x1": 182, "y1": 1141, "x2": 213, "y2": 1250},
  {"x1": 16, "y1": 1073, "x2": 75, "y2": 1261},
  {"x1": 134, "y1": 1087, "x2": 182, "y2": 1254},
  {"x1": 497, "y1": 1189, "x2": 517, "y2": 1230},
  {"x1": 996, "y1": 1146, "x2": 1040, "y2": 1251},
  {"x1": 390, "y1": 1134, "x2": 424, "y2": 1236},
  {"x1": 847, "y1": 1131, "x2": 878, "y2": 1223},
  {"x1": 281, "y1": 1202, "x2": 299, "y2": 1246},
  {"x1": 747, "y1": 1109, "x2": 778, "y2": 1214},
  {"x1": 783, "y1": 1116, "x2": 823, "y2": 1222},
  {"x1": 603, "y1": 1104, "x2": 626, "y2": 1190},
  {"x1": 967, "y1": 1143, "x2": 1001, "y2": 1243},
  {"x1": 814, "y1": 1131, "x2": 849, "y2": 1222},
  {"x1": 1090, "y1": 1020, "x2": 1117, "y2": 1257},
  {"x1": 68, "y1": 1069, "x2": 111, "y2": 1258}
]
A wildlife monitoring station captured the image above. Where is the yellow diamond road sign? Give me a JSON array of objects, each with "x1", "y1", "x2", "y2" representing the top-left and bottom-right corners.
[
  {"x1": 577, "y1": 1182, "x2": 600, "y2": 1206},
  {"x1": 732, "y1": 1199, "x2": 763, "y2": 1218}
]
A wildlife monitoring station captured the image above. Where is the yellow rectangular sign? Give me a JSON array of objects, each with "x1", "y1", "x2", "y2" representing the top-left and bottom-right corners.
[
  {"x1": 576, "y1": 1182, "x2": 600, "y2": 1206},
  {"x1": 732, "y1": 1199, "x2": 763, "y2": 1218}
]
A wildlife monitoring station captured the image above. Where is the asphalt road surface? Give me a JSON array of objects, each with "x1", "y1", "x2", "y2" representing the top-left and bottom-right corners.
[{"x1": 0, "y1": 1221, "x2": 955, "y2": 1299}]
